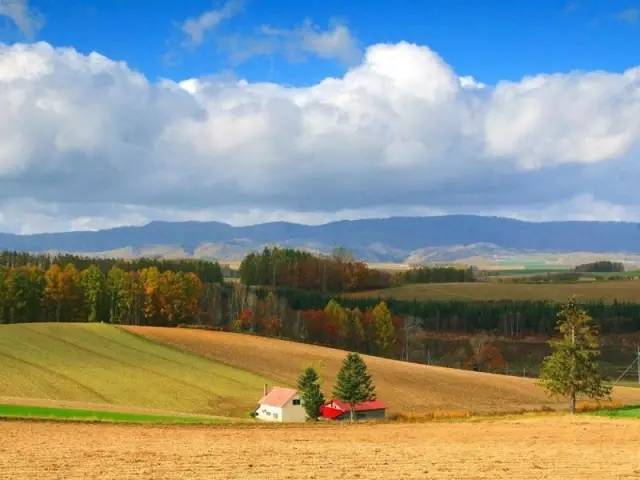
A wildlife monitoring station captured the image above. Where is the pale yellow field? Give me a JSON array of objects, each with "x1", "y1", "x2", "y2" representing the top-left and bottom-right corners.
[
  {"x1": 2, "y1": 415, "x2": 639, "y2": 479},
  {"x1": 126, "y1": 326, "x2": 640, "y2": 414}
]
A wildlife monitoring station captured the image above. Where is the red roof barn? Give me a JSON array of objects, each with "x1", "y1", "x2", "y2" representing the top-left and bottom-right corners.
[{"x1": 320, "y1": 399, "x2": 387, "y2": 421}]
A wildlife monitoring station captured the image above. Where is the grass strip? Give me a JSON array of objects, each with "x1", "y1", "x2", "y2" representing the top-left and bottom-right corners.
[{"x1": 0, "y1": 403, "x2": 228, "y2": 424}]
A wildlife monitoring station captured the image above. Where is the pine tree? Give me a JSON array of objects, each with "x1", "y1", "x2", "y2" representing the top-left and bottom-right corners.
[
  {"x1": 539, "y1": 300, "x2": 611, "y2": 413},
  {"x1": 297, "y1": 367, "x2": 325, "y2": 421},
  {"x1": 333, "y1": 352, "x2": 376, "y2": 422}
]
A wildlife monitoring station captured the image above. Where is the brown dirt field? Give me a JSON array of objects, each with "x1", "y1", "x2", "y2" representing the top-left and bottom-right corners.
[
  {"x1": 124, "y1": 327, "x2": 640, "y2": 414},
  {"x1": 2, "y1": 415, "x2": 639, "y2": 479}
]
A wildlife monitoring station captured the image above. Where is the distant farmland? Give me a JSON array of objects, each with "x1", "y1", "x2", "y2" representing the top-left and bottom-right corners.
[{"x1": 347, "y1": 280, "x2": 640, "y2": 303}]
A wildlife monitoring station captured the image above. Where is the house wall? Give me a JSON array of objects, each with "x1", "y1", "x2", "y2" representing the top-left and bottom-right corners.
[
  {"x1": 281, "y1": 397, "x2": 306, "y2": 422},
  {"x1": 256, "y1": 404, "x2": 284, "y2": 422},
  {"x1": 337, "y1": 409, "x2": 386, "y2": 421}
]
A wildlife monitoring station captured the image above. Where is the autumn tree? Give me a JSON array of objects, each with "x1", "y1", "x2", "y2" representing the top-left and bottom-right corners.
[
  {"x1": 539, "y1": 300, "x2": 611, "y2": 413},
  {"x1": 333, "y1": 352, "x2": 376, "y2": 422},
  {"x1": 297, "y1": 366, "x2": 325, "y2": 421},
  {"x1": 346, "y1": 307, "x2": 365, "y2": 350},
  {"x1": 80, "y1": 265, "x2": 106, "y2": 322},
  {"x1": 372, "y1": 301, "x2": 395, "y2": 357},
  {"x1": 3, "y1": 266, "x2": 45, "y2": 323},
  {"x1": 325, "y1": 299, "x2": 349, "y2": 346},
  {"x1": 44, "y1": 264, "x2": 82, "y2": 322}
]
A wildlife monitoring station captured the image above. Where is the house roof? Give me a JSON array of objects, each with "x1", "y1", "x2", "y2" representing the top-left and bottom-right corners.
[
  {"x1": 258, "y1": 387, "x2": 298, "y2": 408},
  {"x1": 320, "y1": 399, "x2": 387, "y2": 419}
]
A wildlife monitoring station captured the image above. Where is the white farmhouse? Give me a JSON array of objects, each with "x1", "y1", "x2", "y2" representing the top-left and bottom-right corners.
[{"x1": 255, "y1": 386, "x2": 306, "y2": 423}]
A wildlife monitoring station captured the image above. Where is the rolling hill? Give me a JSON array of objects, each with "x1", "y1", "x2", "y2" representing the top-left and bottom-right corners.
[
  {"x1": 2, "y1": 215, "x2": 640, "y2": 262},
  {"x1": 0, "y1": 323, "x2": 274, "y2": 417},
  {"x1": 4, "y1": 323, "x2": 640, "y2": 417},
  {"x1": 125, "y1": 326, "x2": 640, "y2": 414}
]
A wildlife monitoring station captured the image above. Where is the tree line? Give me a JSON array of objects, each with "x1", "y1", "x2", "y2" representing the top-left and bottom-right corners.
[
  {"x1": 395, "y1": 265, "x2": 475, "y2": 283},
  {"x1": 276, "y1": 288, "x2": 640, "y2": 335},
  {"x1": 239, "y1": 247, "x2": 391, "y2": 292},
  {"x1": 575, "y1": 261, "x2": 625, "y2": 273},
  {"x1": 233, "y1": 293, "x2": 399, "y2": 357},
  {"x1": 0, "y1": 250, "x2": 224, "y2": 283},
  {"x1": 0, "y1": 263, "x2": 203, "y2": 325}
]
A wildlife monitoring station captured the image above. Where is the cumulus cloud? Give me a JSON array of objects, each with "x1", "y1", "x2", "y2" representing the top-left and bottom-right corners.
[
  {"x1": 0, "y1": 0, "x2": 42, "y2": 37},
  {"x1": 182, "y1": 0, "x2": 243, "y2": 45},
  {"x1": 0, "y1": 41, "x2": 640, "y2": 233}
]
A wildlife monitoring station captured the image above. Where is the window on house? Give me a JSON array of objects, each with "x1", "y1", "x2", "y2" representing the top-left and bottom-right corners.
[
  {"x1": 293, "y1": 399, "x2": 301, "y2": 406},
  {"x1": 273, "y1": 413, "x2": 278, "y2": 419}
]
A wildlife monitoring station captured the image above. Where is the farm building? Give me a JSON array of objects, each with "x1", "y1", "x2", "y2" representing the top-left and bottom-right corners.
[
  {"x1": 320, "y1": 399, "x2": 387, "y2": 421},
  {"x1": 255, "y1": 386, "x2": 306, "y2": 423}
]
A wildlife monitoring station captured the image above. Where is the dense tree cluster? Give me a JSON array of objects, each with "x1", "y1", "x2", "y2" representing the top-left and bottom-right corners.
[
  {"x1": 277, "y1": 288, "x2": 640, "y2": 335},
  {"x1": 239, "y1": 247, "x2": 391, "y2": 292},
  {"x1": 0, "y1": 251, "x2": 223, "y2": 283},
  {"x1": 575, "y1": 261, "x2": 625, "y2": 273},
  {"x1": 396, "y1": 266, "x2": 475, "y2": 283},
  {"x1": 0, "y1": 263, "x2": 203, "y2": 326},
  {"x1": 233, "y1": 297, "x2": 401, "y2": 357}
]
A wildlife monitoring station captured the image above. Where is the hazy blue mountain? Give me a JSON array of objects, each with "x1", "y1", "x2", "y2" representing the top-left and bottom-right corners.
[{"x1": 1, "y1": 215, "x2": 640, "y2": 261}]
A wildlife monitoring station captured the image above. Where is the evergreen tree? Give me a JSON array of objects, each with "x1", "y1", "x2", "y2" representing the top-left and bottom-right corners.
[
  {"x1": 539, "y1": 300, "x2": 611, "y2": 413},
  {"x1": 333, "y1": 352, "x2": 376, "y2": 422},
  {"x1": 297, "y1": 366, "x2": 325, "y2": 421}
]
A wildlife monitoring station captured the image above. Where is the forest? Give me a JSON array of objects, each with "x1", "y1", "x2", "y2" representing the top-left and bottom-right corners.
[
  {"x1": 239, "y1": 247, "x2": 391, "y2": 291},
  {"x1": 4, "y1": 249, "x2": 640, "y2": 367},
  {"x1": 575, "y1": 261, "x2": 625, "y2": 273},
  {"x1": 396, "y1": 265, "x2": 475, "y2": 283}
]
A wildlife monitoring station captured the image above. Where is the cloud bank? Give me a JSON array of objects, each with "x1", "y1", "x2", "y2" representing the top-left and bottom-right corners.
[{"x1": 0, "y1": 41, "x2": 639, "y2": 233}]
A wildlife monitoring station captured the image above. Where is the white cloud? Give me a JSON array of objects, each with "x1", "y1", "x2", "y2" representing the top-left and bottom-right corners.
[
  {"x1": 182, "y1": 0, "x2": 243, "y2": 46},
  {"x1": 221, "y1": 20, "x2": 361, "y2": 65},
  {"x1": 0, "y1": 0, "x2": 42, "y2": 37},
  {"x1": 0, "y1": 41, "x2": 640, "y2": 233}
]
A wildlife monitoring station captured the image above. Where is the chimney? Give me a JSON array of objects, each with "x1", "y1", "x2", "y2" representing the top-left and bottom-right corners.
[{"x1": 264, "y1": 384, "x2": 269, "y2": 396}]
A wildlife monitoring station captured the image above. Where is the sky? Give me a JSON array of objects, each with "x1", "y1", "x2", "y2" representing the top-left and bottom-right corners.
[{"x1": 0, "y1": 0, "x2": 639, "y2": 233}]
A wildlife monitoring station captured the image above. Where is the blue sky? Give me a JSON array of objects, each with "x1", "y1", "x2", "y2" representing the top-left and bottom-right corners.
[
  {"x1": 0, "y1": 0, "x2": 639, "y2": 233},
  {"x1": 9, "y1": 0, "x2": 640, "y2": 85}
]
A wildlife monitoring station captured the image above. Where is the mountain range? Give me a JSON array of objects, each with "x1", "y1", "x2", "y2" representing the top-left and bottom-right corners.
[{"x1": 2, "y1": 215, "x2": 640, "y2": 264}]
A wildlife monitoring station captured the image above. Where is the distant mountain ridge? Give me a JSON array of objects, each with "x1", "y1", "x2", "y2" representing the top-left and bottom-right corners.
[{"x1": 1, "y1": 215, "x2": 640, "y2": 262}]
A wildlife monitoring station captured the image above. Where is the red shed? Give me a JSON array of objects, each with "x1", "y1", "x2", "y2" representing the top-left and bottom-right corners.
[{"x1": 320, "y1": 399, "x2": 387, "y2": 421}]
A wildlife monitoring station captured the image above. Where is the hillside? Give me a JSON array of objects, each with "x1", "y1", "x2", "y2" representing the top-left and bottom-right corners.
[
  {"x1": 346, "y1": 280, "x2": 640, "y2": 303},
  {"x1": 125, "y1": 326, "x2": 640, "y2": 414},
  {"x1": 2, "y1": 215, "x2": 640, "y2": 262},
  {"x1": 0, "y1": 323, "x2": 274, "y2": 417}
]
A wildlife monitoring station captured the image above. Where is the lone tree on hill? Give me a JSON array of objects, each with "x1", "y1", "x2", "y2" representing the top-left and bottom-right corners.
[
  {"x1": 297, "y1": 366, "x2": 325, "y2": 421},
  {"x1": 539, "y1": 300, "x2": 611, "y2": 413},
  {"x1": 333, "y1": 352, "x2": 376, "y2": 422}
]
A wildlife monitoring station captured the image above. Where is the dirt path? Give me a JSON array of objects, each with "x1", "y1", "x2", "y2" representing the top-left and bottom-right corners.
[{"x1": 2, "y1": 415, "x2": 639, "y2": 479}]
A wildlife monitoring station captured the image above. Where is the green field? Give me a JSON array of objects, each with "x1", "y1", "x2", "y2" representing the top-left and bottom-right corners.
[
  {"x1": 348, "y1": 280, "x2": 640, "y2": 303},
  {"x1": 0, "y1": 403, "x2": 227, "y2": 424},
  {"x1": 591, "y1": 406, "x2": 640, "y2": 419},
  {"x1": 0, "y1": 323, "x2": 277, "y2": 417}
]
